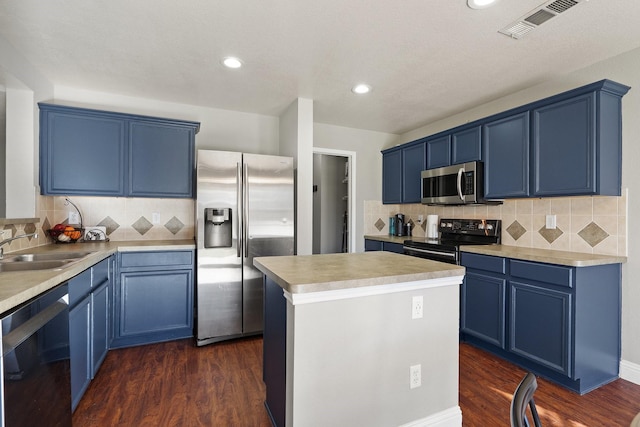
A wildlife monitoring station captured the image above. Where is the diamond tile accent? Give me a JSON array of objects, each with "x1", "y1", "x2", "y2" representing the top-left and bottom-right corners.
[
  {"x1": 507, "y1": 220, "x2": 527, "y2": 241},
  {"x1": 41, "y1": 217, "x2": 52, "y2": 236},
  {"x1": 578, "y1": 222, "x2": 609, "y2": 247},
  {"x1": 421, "y1": 220, "x2": 427, "y2": 232},
  {"x1": 24, "y1": 223, "x2": 37, "y2": 236},
  {"x1": 374, "y1": 218, "x2": 385, "y2": 231},
  {"x1": 98, "y1": 216, "x2": 120, "y2": 235},
  {"x1": 165, "y1": 216, "x2": 185, "y2": 235},
  {"x1": 538, "y1": 226, "x2": 563, "y2": 244},
  {"x1": 132, "y1": 216, "x2": 153, "y2": 236}
]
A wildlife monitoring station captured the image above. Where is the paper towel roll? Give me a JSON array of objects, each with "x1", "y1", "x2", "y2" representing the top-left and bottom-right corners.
[{"x1": 427, "y1": 215, "x2": 439, "y2": 239}]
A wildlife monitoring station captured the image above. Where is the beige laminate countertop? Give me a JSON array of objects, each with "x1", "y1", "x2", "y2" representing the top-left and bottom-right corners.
[
  {"x1": 0, "y1": 239, "x2": 195, "y2": 314},
  {"x1": 461, "y1": 245, "x2": 626, "y2": 267},
  {"x1": 254, "y1": 251, "x2": 465, "y2": 294},
  {"x1": 364, "y1": 235, "x2": 409, "y2": 245}
]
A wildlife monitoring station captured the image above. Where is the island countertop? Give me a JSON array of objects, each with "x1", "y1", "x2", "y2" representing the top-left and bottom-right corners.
[
  {"x1": 0, "y1": 239, "x2": 195, "y2": 314},
  {"x1": 254, "y1": 251, "x2": 465, "y2": 294}
]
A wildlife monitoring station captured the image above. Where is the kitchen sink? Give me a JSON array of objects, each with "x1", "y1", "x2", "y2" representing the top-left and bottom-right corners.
[
  {"x1": 4, "y1": 252, "x2": 93, "y2": 263},
  {"x1": 0, "y1": 260, "x2": 73, "y2": 272}
]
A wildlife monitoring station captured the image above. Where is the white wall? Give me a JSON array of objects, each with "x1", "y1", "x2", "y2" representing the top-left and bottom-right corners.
[
  {"x1": 398, "y1": 46, "x2": 640, "y2": 372},
  {"x1": 314, "y1": 123, "x2": 398, "y2": 252},
  {"x1": 54, "y1": 86, "x2": 280, "y2": 155},
  {"x1": 279, "y1": 98, "x2": 314, "y2": 256},
  {"x1": 0, "y1": 34, "x2": 54, "y2": 219}
]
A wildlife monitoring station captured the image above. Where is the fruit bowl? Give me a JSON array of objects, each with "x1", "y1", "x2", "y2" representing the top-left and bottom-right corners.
[{"x1": 48, "y1": 227, "x2": 83, "y2": 243}]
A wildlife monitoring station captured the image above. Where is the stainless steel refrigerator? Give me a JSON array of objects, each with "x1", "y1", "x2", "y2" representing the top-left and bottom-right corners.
[{"x1": 195, "y1": 150, "x2": 294, "y2": 346}]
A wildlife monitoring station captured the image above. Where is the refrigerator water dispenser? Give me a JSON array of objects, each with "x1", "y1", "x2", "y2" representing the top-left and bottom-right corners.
[{"x1": 204, "y1": 208, "x2": 232, "y2": 248}]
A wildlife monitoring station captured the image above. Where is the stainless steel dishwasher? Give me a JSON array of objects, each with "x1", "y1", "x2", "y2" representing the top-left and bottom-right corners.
[{"x1": 1, "y1": 283, "x2": 71, "y2": 426}]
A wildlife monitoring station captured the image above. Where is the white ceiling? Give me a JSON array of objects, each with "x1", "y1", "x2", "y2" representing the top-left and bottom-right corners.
[{"x1": 1, "y1": 0, "x2": 640, "y2": 135}]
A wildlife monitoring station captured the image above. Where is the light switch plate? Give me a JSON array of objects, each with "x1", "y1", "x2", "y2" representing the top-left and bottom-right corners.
[
  {"x1": 0, "y1": 230, "x2": 12, "y2": 240},
  {"x1": 545, "y1": 215, "x2": 557, "y2": 229}
]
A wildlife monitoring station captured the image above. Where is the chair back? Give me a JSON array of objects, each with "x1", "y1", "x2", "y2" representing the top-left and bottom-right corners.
[{"x1": 510, "y1": 372, "x2": 542, "y2": 427}]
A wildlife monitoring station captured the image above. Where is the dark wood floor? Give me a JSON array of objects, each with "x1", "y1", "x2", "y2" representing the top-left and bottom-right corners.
[{"x1": 74, "y1": 338, "x2": 640, "y2": 426}]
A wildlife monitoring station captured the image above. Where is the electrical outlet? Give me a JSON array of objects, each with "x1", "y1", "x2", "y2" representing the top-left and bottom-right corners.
[
  {"x1": 417, "y1": 214, "x2": 424, "y2": 224},
  {"x1": 412, "y1": 296, "x2": 423, "y2": 319},
  {"x1": 410, "y1": 364, "x2": 421, "y2": 389},
  {"x1": 152, "y1": 213, "x2": 161, "y2": 224},
  {"x1": 545, "y1": 214, "x2": 557, "y2": 229},
  {"x1": 69, "y1": 212, "x2": 80, "y2": 224},
  {"x1": 0, "y1": 230, "x2": 12, "y2": 240}
]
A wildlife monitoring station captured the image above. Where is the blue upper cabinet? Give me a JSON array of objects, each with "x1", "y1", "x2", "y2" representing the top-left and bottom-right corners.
[
  {"x1": 39, "y1": 103, "x2": 200, "y2": 198},
  {"x1": 452, "y1": 126, "x2": 482, "y2": 164},
  {"x1": 129, "y1": 120, "x2": 195, "y2": 198},
  {"x1": 483, "y1": 112, "x2": 530, "y2": 199},
  {"x1": 426, "y1": 135, "x2": 451, "y2": 169},
  {"x1": 382, "y1": 148, "x2": 402, "y2": 204},
  {"x1": 402, "y1": 142, "x2": 426, "y2": 203},
  {"x1": 40, "y1": 109, "x2": 126, "y2": 196},
  {"x1": 532, "y1": 82, "x2": 628, "y2": 197}
]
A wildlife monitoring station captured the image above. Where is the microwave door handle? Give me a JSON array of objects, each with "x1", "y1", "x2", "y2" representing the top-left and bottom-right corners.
[{"x1": 457, "y1": 167, "x2": 464, "y2": 201}]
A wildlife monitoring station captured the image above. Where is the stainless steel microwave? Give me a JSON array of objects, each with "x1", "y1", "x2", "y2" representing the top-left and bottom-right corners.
[{"x1": 421, "y1": 161, "x2": 490, "y2": 205}]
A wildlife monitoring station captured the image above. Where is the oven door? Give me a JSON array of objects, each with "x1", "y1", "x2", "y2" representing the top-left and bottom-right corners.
[{"x1": 403, "y1": 245, "x2": 459, "y2": 264}]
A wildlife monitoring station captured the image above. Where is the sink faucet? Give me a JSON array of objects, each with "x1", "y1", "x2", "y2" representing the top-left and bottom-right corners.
[{"x1": 0, "y1": 233, "x2": 38, "y2": 260}]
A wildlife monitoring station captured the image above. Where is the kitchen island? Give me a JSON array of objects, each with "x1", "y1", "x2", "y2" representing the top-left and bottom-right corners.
[{"x1": 254, "y1": 251, "x2": 465, "y2": 427}]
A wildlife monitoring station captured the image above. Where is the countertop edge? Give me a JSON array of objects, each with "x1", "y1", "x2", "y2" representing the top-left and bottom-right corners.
[
  {"x1": 0, "y1": 240, "x2": 196, "y2": 314},
  {"x1": 460, "y1": 245, "x2": 626, "y2": 267}
]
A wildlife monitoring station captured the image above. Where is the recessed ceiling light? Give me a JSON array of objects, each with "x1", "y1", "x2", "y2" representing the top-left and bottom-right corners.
[
  {"x1": 222, "y1": 57, "x2": 243, "y2": 69},
  {"x1": 467, "y1": 0, "x2": 498, "y2": 9},
  {"x1": 352, "y1": 84, "x2": 372, "y2": 95}
]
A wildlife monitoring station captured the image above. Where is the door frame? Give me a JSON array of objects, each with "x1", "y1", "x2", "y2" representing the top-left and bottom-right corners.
[{"x1": 312, "y1": 147, "x2": 356, "y2": 253}]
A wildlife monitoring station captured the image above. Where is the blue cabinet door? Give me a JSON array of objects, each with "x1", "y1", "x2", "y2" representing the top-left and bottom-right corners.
[
  {"x1": 426, "y1": 135, "x2": 451, "y2": 169},
  {"x1": 69, "y1": 295, "x2": 91, "y2": 412},
  {"x1": 115, "y1": 259, "x2": 194, "y2": 347},
  {"x1": 452, "y1": 126, "x2": 482, "y2": 164},
  {"x1": 532, "y1": 93, "x2": 596, "y2": 196},
  {"x1": 91, "y1": 281, "x2": 109, "y2": 378},
  {"x1": 40, "y1": 109, "x2": 126, "y2": 196},
  {"x1": 509, "y1": 281, "x2": 572, "y2": 376},
  {"x1": 483, "y1": 112, "x2": 530, "y2": 199},
  {"x1": 383, "y1": 242, "x2": 404, "y2": 254},
  {"x1": 364, "y1": 239, "x2": 383, "y2": 251},
  {"x1": 461, "y1": 271, "x2": 506, "y2": 348},
  {"x1": 401, "y1": 142, "x2": 426, "y2": 203},
  {"x1": 382, "y1": 149, "x2": 402, "y2": 204},
  {"x1": 129, "y1": 121, "x2": 195, "y2": 198}
]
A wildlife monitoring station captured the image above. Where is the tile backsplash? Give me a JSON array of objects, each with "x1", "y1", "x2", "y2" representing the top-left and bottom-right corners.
[
  {"x1": 1, "y1": 194, "x2": 195, "y2": 254},
  {"x1": 365, "y1": 190, "x2": 628, "y2": 256}
]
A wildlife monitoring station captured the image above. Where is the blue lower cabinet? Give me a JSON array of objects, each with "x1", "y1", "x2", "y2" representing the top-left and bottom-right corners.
[
  {"x1": 112, "y1": 250, "x2": 194, "y2": 348},
  {"x1": 69, "y1": 294, "x2": 91, "y2": 412},
  {"x1": 460, "y1": 252, "x2": 621, "y2": 394},
  {"x1": 364, "y1": 239, "x2": 403, "y2": 254},
  {"x1": 461, "y1": 271, "x2": 506, "y2": 349},
  {"x1": 91, "y1": 281, "x2": 110, "y2": 378},
  {"x1": 68, "y1": 257, "x2": 113, "y2": 412}
]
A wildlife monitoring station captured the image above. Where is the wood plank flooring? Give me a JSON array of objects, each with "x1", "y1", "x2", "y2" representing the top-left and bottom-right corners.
[{"x1": 73, "y1": 338, "x2": 640, "y2": 426}]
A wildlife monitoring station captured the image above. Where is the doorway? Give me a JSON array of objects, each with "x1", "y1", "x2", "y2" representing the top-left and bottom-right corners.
[{"x1": 312, "y1": 149, "x2": 355, "y2": 254}]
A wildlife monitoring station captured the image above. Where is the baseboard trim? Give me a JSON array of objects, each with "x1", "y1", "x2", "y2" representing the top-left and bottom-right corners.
[
  {"x1": 620, "y1": 359, "x2": 640, "y2": 385},
  {"x1": 398, "y1": 406, "x2": 462, "y2": 427}
]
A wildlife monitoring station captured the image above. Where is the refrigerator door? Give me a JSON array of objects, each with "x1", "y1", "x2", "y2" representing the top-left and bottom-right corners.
[
  {"x1": 196, "y1": 150, "x2": 243, "y2": 343},
  {"x1": 242, "y1": 154, "x2": 294, "y2": 333}
]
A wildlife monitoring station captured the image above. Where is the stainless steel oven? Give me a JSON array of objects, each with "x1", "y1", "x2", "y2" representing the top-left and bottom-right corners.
[
  {"x1": 403, "y1": 219, "x2": 501, "y2": 264},
  {"x1": 1, "y1": 284, "x2": 71, "y2": 426}
]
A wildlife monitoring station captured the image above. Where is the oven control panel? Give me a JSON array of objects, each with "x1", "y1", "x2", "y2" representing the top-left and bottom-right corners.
[{"x1": 439, "y1": 219, "x2": 501, "y2": 236}]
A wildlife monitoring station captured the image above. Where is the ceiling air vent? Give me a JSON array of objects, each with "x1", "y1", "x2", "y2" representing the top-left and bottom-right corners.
[{"x1": 499, "y1": 0, "x2": 584, "y2": 39}]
